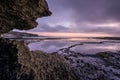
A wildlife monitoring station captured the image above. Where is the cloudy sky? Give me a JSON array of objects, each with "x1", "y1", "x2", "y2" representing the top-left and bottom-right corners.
[{"x1": 30, "y1": 0, "x2": 120, "y2": 37}]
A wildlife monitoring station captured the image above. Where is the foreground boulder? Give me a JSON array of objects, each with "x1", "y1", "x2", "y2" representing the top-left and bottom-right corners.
[
  {"x1": 0, "y1": 0, "x2": 51, "y2": 34},
  {"x1": 0, "y1": 38, "x2": 77, "y2": 80}
]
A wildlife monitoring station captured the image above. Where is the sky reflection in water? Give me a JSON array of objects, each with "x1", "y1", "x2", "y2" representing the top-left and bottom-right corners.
[{"x1": 28, "y1": 38, "x2": 120, "y2": 54}]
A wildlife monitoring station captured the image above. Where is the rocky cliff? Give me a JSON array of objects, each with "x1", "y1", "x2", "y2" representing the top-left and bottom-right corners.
[
  {"x1": 0, "y1": 0, "x2": 51, "y2": 34},
  {"x1": 0, "y1": 38, "x2": 77, "y2": 80},
  {"x1": 0, "y1": 0, "x2": 77, "y2": 80}
]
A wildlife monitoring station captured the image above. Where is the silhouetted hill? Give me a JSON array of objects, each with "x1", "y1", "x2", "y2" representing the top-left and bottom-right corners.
[{"x1": 1, "y1": 31, "x2": 40, "y2": 38}]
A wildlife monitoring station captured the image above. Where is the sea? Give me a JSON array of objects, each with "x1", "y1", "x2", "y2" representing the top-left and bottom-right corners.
[{"x1": 25, "y1": 37, "x2": 120, "y2": 54}]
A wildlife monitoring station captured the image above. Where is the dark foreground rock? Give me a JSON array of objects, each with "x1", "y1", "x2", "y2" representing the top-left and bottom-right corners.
[
  {"x1": 0, "y1": 0, "x2": 78, "y2": 80},
  {"x1": 0, "y1": 0, "x2": 79, "y2": 79},
  {"x1": 0, "y1": 0, "x2": 51, "y2": 34},
  {"x1": 56, "y1": 47, "x2": 120, "y2": 80},
  {"x1": 0, "y1": 38, "x2": 77, "y2": 80}
]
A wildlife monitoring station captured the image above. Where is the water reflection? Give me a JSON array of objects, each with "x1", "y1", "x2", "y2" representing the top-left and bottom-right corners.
[
  {"x1": 28, "y1": 40, "x2": 72, "y2": 53},
  {"x1": 71, "y1": 43, "x2": 120, "y2": 54},
  {"x1": 28, "y1": 38, "x2": 120, "y2": 54}
]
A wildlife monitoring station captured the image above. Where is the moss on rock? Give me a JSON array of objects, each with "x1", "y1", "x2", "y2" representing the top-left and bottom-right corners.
[
  {"x1": 0, "y1": 0, "x2": 51, "y2": 34},
  {"x1": 0, "y1": 38, "x2": 77, "y2": 80}
]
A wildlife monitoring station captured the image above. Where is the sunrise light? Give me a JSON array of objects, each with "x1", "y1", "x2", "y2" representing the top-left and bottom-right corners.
[{"x1": 27, "y1": 32, "x2": 115, "y2": 37}]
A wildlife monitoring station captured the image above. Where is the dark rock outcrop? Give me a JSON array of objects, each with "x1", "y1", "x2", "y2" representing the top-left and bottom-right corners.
[
  {"x1": 0, "y1": 38, "x2": 77, "y2": 80},
  {"x1": 0, "y1": 0, "x2": 78, "y2": 80},
  {"x1": 0, "y1": 0, "x2": 78, "y2": 79},
  {"x1": 56, "y1": 47, "x2": 120, "y2": 80},
  {"x1": 0, "y1": 0, "x2": 51, "y2": 34}
]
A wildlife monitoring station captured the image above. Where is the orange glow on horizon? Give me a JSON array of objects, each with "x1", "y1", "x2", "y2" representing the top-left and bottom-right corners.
[{"x1": 27, "y1": 32, "x2": 115, "y2": 37}]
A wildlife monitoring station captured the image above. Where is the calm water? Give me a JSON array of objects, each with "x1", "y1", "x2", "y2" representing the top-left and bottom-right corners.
[{"x1": 28, "y1": 38, "x2": 120, "y2": 54}]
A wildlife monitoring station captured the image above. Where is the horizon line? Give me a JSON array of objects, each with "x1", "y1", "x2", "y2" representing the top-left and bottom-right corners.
[{"x1": 26, "y1": 31, "x2": 117, "y2": 37}]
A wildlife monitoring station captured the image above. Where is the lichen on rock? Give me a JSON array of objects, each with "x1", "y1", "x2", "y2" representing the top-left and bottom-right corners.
[
  {"x1": 0, "y1": 0, "x2": 78, "y2": 80},
  {"x1": 0, "y1": 38, "x2": 77, "y2": 80},
  {"x1": 0, "y1": 0, "x2": 51, "y2": 34}
]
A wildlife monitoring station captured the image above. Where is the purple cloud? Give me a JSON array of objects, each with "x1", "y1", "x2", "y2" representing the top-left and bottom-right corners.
[{"x1": 30, "y1": 0, "x2": 120, "y2": 36}]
